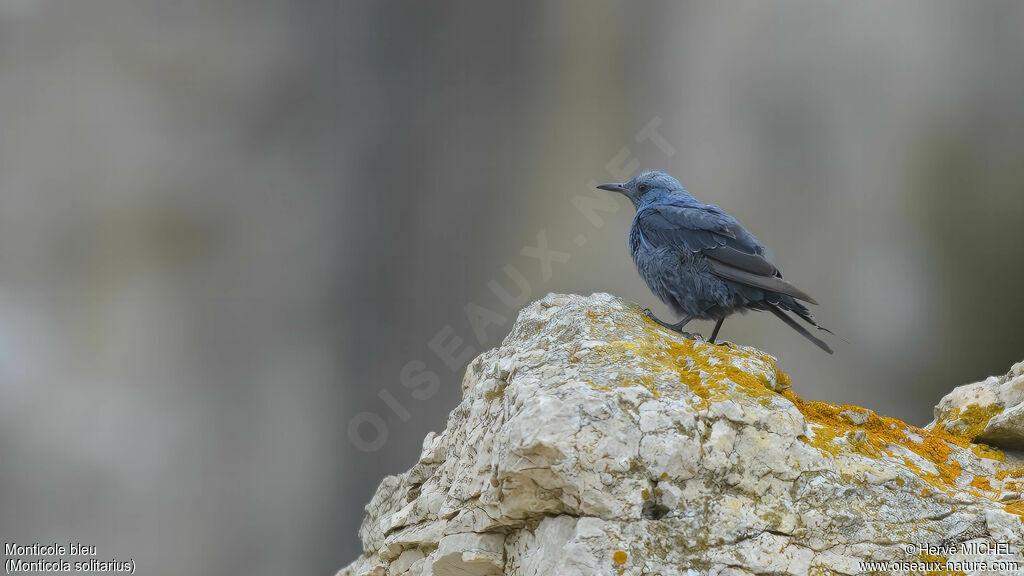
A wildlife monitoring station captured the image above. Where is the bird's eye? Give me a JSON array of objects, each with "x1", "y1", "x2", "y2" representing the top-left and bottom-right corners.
[{"x1": 637, "y1": 184, "x2": 648, "y2": 193}]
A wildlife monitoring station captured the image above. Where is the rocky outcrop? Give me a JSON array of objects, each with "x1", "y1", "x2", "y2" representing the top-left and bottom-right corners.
[
  {"x1": 340, "y1": 293, "x2": 1024, "y2": 576},
  {"x1": 928, "y1": 361, "x2": 1024, "y2": 452}
]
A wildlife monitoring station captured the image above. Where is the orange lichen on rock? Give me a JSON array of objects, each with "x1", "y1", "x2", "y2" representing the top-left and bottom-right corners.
[
  {"x1": 996, "y1": 468, "x2": 1024, "y2": 492},
  {"x1": 778, "y1": 388, "x2": 971, "y2": 489},
  {"x1": 1005, "y1": 500, "x2": 1024, "y2": 520},
  {"x1": 995, "y1": 468, "x2": 1024, "y2": 480},
  {"x1": 929, "y1": 403, "x2": 1005, "y2": 441},
  {"x1": 585, "y1": 310, "x2": 788, "y2": 409},
  {"x1": 584, "y1": 306, "x2": 1010, "y2": 496},
  {"x1": 917, "y1": 552, "x2": 966, "y2": 576},
  {"x1": 970, "y1": 475, "x2": 993, "y2": 492},
  {"x1": 970, "y1": 443, "x2": 1006, "y2": 461},
  {"x1": 773, "y1": 376, "x2": 1022, "y2": 495}
]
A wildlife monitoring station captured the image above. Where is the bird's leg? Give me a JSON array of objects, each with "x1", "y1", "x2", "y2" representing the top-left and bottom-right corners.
[
  {"x1": 668, "y1": 315, "x2": 695, "y2": 333},
  {"x1": 709, "y1": 318, "x2": 725, "y2": 344},
  {"x1": 642, "y1": 309, "x2": 700, "y2": 339}
]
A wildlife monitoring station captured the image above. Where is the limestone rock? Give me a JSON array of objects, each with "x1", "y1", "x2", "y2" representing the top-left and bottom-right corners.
[
  {"x1": 927, "y1": 360, "x2": 1024, "y2": 450},
  {"x1": 340, "y1": 293, "x2": 1024, "y2": 576}
]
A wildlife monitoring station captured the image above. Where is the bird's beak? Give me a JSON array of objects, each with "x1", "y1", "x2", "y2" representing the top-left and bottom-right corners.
[{"x1": 596, "y1": 183, "x2": 627, "y2": 194}]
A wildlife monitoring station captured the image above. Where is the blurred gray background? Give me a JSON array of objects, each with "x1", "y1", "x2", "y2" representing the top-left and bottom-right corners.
[{"x1": 2, "y1": 1, "x2": 1024, "y2": 574}]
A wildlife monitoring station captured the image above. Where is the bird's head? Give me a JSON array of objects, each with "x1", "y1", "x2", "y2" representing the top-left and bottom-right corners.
[{"x1": 597, "y1": 170, "x2": 687, "y2": 208}]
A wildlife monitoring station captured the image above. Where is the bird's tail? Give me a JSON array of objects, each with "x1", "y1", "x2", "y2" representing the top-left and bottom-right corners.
[
  {"x1": 786, "y1": 301, "x2": 834, "y2": 336},
  {"x1": 766, "y1": 303, "x2": 834, "y2": 354}
]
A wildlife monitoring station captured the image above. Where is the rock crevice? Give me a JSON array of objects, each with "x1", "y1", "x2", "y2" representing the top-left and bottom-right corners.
[{"x1": 341, "y1": 293, "x2": 1024, "y2": 576}]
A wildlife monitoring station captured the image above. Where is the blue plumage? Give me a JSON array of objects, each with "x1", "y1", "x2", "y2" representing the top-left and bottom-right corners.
[{"x1": 598, "y1": 170, "x2": 832, "y2": 353}]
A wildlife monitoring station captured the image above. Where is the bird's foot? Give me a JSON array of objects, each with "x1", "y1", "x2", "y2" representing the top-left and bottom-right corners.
[
  {"x1": 643, "y1": 308, "x2": 681, "y2": 330},
  {"x1": 642, "y1": 309, "x2": 704, "y2": 340}
]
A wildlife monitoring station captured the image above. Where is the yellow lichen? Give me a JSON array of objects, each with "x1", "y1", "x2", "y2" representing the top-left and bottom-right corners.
[
  {"x1": 779, "y1": 388, "x2": 967, "y2": 490},
  {"x1": 583, "y1": 311, "x2": 788, "y2": 412},
  {"x1": 612, "y1": 550, "x2": 627, "y2": 565},
  {"x1": 995, "y1": 468, "x2": 1024, "y2": 480},
  {"x1": 971, "y1": 443, "x2": 1005, "y2": 461},
  {"x1": 1005, "y1": 500, "x2": 1024, "y2": 520},
  {"x1": 930, "y1": 403, "x2": 1004, "y2": 441},
  {"x1": 580, "y1": 305, "x2": 1010, "y2": 499},
  {"x1": 970, "y1": 476, "x2": 993, "y2": 492},
  {"x1": 918, "y1": 552, "x2": 966, "y2": 576}
]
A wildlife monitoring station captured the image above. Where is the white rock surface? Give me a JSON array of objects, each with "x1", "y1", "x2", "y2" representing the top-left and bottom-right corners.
[
  {"x1": 928, "y1": 361, "x2": 1024, "y2": 450},
  {"x1": 340, "y1": 293, "x2": 1024, "y2": 576}
]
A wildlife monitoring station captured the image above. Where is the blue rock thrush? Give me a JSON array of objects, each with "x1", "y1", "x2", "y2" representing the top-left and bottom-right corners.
[{"x1": 598, "y1": 170, "x2": 833, "y2": 353}]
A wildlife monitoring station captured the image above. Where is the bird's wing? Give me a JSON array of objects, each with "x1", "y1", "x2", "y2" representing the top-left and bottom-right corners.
[
  {"x1": 637, "y1": 204, "x2": 818, "y2": 305},
  {"x1": 636, "y1": 203, "x2": 764, "y2": 255},
  {"x1": 636, "y1": 203, "x2": 752, "y2": 252},
  {"x1": 705, "y1": 257, "x2": 818, "y2": 304}
]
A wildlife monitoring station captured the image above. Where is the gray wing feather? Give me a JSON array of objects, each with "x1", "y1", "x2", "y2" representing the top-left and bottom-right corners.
[
  {"x1": 706, "y1": 259, "x2": 818, "y2": 305},
  {"x1": 701, "y1": 245, "x2": 777, "y2": 276},
  {"x1": 638, "y1": 203, "x2": 820, "y2": 305},
  {"x1": 638, "y1": 204, "x2": 751, "y2": 252}
]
